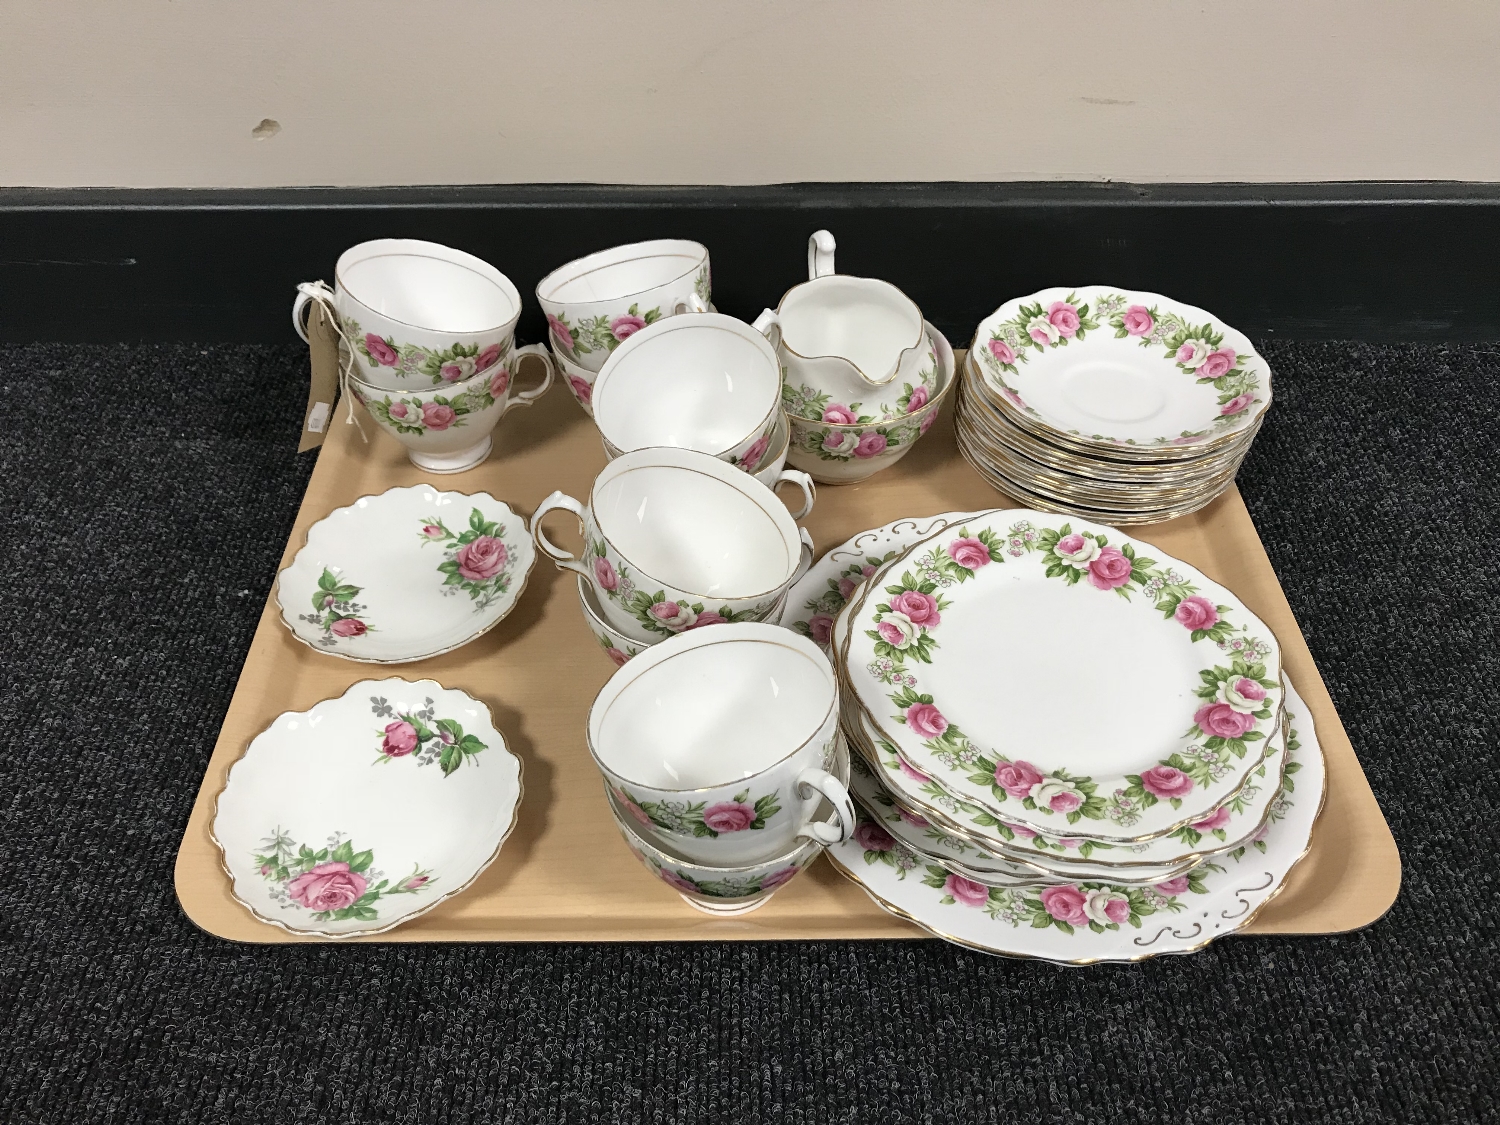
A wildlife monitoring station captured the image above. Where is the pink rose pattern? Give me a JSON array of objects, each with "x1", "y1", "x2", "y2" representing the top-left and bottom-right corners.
[
  {"x1": 456, "y1": 535, "x2": 508, "y2": 581},
  {"x1": 862, "y1": 516, "x2": 1277, "y2": 831},
  {"x1": 417, "y1": 508, "x2": 517, "y2": 609},
  {"x1": 702, "y1": 802, "x2": 757, "y2": 833},
  {"x1": 253, "y1": 832, "x2": 434, "y2": 923},
  {"x1": 622, "y1": 784, "x2": 783, "y2": 839},
  {"x1": 566, "y1": 374, "x2": 593, "y2": 407}
]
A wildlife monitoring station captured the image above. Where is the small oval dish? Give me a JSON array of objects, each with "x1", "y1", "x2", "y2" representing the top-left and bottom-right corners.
[
  {"x1": 276, "y1": 484, "x2": 536, "y2": 663},
  {"x1": 212, "y1": 678, "x2": 523, "y2": 939}
]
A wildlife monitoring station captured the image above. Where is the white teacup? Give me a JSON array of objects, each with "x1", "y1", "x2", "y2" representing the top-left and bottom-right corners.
[
  {"x1": 537, "y1": 239, "x2": 711, "y2": 374},
  {"x1": 593, "y1": 313, "x2": 783, "y2": 472},
  {"x1": 588, "y1": 623, "x2": 856, "y2": 865},
  {"x1": 351, "y1": 345, "x2": 554, "y2": 474},
  {"x1": 556, "y1": 349, "x2": 599, "y2": 416},
  {"x1": 294, "y1": 239, "x2": 524, "y2": 394},
  {"x1": 577, "y1": 573, "x2": 787, "y2": 668},
  {"x1": 530, "y1": 447, "x2": 816, "y2": 643},
  {"x1": 753, "y1": 230, "x2": 935, "y2": 422}
]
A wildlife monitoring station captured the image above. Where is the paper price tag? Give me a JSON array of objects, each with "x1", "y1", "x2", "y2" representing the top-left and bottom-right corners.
[{"x1": 299, "y1": 301, "x2": 342, "y2": 453}]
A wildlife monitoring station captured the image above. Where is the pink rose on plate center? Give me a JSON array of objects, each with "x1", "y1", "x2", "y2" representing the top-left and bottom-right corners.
[
  {"x1": 1194, "y1": 702, "x2": 1257, "y2": 739},
  {"x1": 987, "y1": 338, "x2": 1017, "y2": 365},
  {"x1": 1174, "y1": 595, "x2": 1220, "y2": 631},
  {"x1": 1140, "y1": 764, "x2": 1195, "y2": 800},
  {"x1": 456, "y1": 534, "x2": 508, "y2": 581},
  {"x1": 822, "y1": 403, "x2": 858, "y2": 425},
  {"x1": 610, "y1": 314, "x2": 647, "y2": 341},
  {"x1": 944, "y1": 874, "x2": 990, "y2": 908},
  {"x1": 888, "y1": 589, "x2": 941, "y2": 627},
  {"x1": 1123, "y1": 305, "x2": 1154, "y2": 336},
  {"x1": 1087, "y1": 545, "x2": 1134, "y2": 590},
  {"x1": 853, "y1": 821, "x2": 896, "y2": 852},
  {"x1": 287, "y1": 861, "x2": 368, "y2": 913},
  {"x1": 329, "y1": 617, "x2": 366, "y2": 638},
  {"x1": 995, "y1": 759, "x2": 1044, "y2": 801},
  {"x1": 421, "y1": 402, "x2": 457, "y2": 430},
  {"x1": 1039, "y1": 885, "x2": 1090, "y2": 926},
  {"x1": 905, "y1": 702, "x2": 948, "y2": 740},
  {"x1": 1047, "y1": 301, "x2": 1081, "y2": 338},
  {"x1": 948, "y1": 537, "x2": 992, "y2": 571},
  {"x1": 702, "y1": 801, "x2": 757, "y2": 833},
  {"x1": 381, "y1": 719, "x2": 418, "y2": 757}
]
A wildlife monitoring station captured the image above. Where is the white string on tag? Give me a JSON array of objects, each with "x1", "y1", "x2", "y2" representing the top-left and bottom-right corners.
[{"x1": 295, "y1": 281, "x2": 368, "y2": 443}]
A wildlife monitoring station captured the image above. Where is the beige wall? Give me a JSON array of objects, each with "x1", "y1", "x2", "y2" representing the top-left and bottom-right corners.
[{"x1": 4, "y1": 0, "x2": 1498, "y2": 188}]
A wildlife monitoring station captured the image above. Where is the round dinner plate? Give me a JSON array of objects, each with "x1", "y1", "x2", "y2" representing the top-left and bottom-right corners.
[
  {"x1": 833, "y1": 509, "x2": 1284, "y2": 840},
  {"x1": 827, "y1": 677, "x2": 1322, "y2": 963},
  {"x1": 276, "y1": 484, "x2": 536, "y2": 663},
  {"x1": 213, "y1": 678, "x2": 523, "y2": 938}
]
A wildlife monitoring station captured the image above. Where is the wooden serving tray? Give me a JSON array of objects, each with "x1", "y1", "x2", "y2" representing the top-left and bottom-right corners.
[{"x1": 175, "y1": 353, "x2": 1400, "y2": 943}]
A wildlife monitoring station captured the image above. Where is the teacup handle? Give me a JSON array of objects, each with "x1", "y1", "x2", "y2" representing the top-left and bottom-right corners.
[
  {"x1": 774, "y1": 469, "x2": 816, "y2": 520},
  {"x1": 807, "y1": 230, "x2": 836, "y2": 279},
  {"x1": 673, "y1": 292, "x2": 711, "y2": 315},
  {"x1": 291, "y1": 280, "x2": 335, "y2": 344},
  {"x1": 791, "y1": 527, "x2": 816, "y2": 587},
  {"x1": 507, "y1": 344, "x2": 556, "y2": 407},
  {"x1": 795, "y1": 768, "x2": 856, "y2": 845},
  {"x1": 529, "y1": 491, "x2": 591, "y2": 578},
  {"x1": 751, "y1": 308, "x2": 781, "y2": 351}
]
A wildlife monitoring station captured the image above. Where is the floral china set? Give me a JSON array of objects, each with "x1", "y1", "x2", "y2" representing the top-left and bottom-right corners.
[
  {"x1": 221, "y1": 231, "x2": 1298, "y2": 950},
  {"x1": 770, "y1": 509, "x2": 1323, "y2": 962}
]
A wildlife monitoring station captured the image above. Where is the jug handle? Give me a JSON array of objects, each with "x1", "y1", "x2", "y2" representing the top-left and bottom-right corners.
[
  {"x1": 807, "y1": 230, "x2": 836, "y2": 279},
  {"x1": 752, "y1": 308, "x2": 782, "y2": 351}
]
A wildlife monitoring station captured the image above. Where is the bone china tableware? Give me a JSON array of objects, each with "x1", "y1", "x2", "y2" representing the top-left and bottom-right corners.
[
  {"x1": 783, "y1": 320, "x2": 955, "y2": 484},
  {"x1": 212, "y1": 678, "x2": 523, "y2": 938},
  {"x1": 351, "y1": 344, "x2": 555, "y2": 474},
  {"x1": 774, "y1": 511, "x2": 1289, "y2": 881},
  {"x1": 276, "y1": 485, "x2": 536, "y2": 663},
  {"x1": 576, "y1": 572, "x2": 789, "y2": 668},
  {"x1": 834, "y1": 508, "x2": 1283, "y2": 841},
  {"x1": 827, "y1": 677, "x2": 1323, "y2": 963},
  {"x1": 604, "y1": 736, "x2": 848, "y2": 915},
  {"x1": 529, "y1": 446, "x2": 817, "y2": 644},
  {"x1": 293, "y1": 238, "x2": 525, "y2": 394},
  {"x1": 754, "y1": 229, "x2": 937, "y2": 422},
  {"x1": 538, "y1": 239, "x2": 711, "y2": 374},
  {"x1": 593, "y1": 312, "x2": 783, "y2": 472},
  {"x1": 587, "y1": 623, "x2": 856, "y2": 865}
]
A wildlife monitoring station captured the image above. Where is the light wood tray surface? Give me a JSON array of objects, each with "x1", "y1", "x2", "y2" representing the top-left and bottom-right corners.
[{"x1": 175, "y1": 351, "x2": 1400, "y2": 943}]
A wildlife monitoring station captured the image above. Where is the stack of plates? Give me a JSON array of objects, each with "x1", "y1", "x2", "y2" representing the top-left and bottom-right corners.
[
  {"x1": 776, "y1": 511, "x2": 1324, "y2": 963},
  {"x1": 955, "y1": 287, "x2": 1272, "y2": 523}
]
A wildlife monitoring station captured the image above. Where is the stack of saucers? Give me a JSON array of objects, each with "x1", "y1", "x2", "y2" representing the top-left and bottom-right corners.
[
  {"x1": 956, "y1": 288, "x2": 1272, "y2": 524},
  {"x1": 774, "y1": 510, "x2": 1324, "y2": 963}
]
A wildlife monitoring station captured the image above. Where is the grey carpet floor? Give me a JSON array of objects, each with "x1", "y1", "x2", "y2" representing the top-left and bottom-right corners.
[{"x1": 0, "y1": 341, "x2": 1496, "y2": 1124}]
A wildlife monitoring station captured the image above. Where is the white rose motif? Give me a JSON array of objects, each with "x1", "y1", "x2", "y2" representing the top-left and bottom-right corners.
[
  {"x1": 822, "y1": 430, "x2": 859, "y2": 456},
  {"x1": 1083, "y1": 891, "x2": 1127, "y2": 926},
  {"x1": 1028, "y1": 778, "x2": 1083, "y2": 809},
  {"x1": 1026, "y1": 315, "x2": 1060, "y2": 345},
  {"x1": 1217, "y1": 678, "x2": 1263, "y2": 713},
  {"x1": 1177, "y1": 339, "x2": 1210, "y2": 369},
  {"x1": 1057, "y1": 537, "x2": 1101, "y2": 569},
  {"x1": 449, "y1": 355, "x2": 477, "y2": 379},
  {"x1": 876, "y1": 610, "x2": 919, "y2": 648},
  {"x1": 651, "y1": 602, "x2": 698, "y2": 631}
]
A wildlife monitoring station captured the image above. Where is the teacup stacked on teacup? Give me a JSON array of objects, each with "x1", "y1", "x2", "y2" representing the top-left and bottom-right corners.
[
  {"x1": 295, "y1": 239, "x2": 555, "y2": 474},
  {"x1": 756, "y1": 230, "x2": 956, "y2": 484},
  {"x1": 530, "y1": 444, "x2": 816, "y2": 664},
  {"x1": 587, "y1": 622, "x2": 856, "y2": 914}
]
